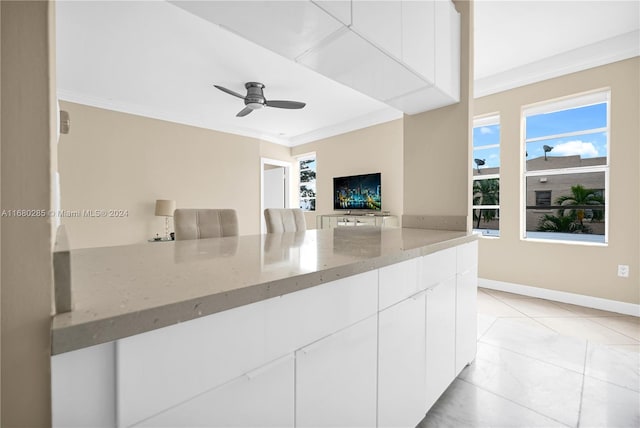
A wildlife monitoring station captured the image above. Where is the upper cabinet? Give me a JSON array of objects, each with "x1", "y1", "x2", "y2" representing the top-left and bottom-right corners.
[{"x1": 172, "y1": 0, "x2": 460, "y2": 115}]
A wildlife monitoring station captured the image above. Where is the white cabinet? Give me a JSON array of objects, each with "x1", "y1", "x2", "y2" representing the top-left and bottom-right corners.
[
  {"x1": 425, "y1": 277, "x2": 457, "y2": 410},
  {"x1": 352, "y1": 1, "x2": 402, "y2": 59},
  {"x1": 422, "y1": 247, "x2": 456, "y2": 288},
  {"x1": 51, "y1": 342, "x2": 116, "y2": 428},
  {"x1": 52, "y1": 240, "x2": 477, "y2": 428},
  {"x1": 378, "y1": 292, "x2": 427, "y2": 428},
  {"x1": 135, "y1": 355, "x2": 294, "y2": 428},
  {"x1": 434, "y1": 0, "x2": 460, "y2": 100},
  {"x1": 116, "y1": 297, "x2": 272, "y2": 427},
  {"x1": 456, "y1": 241, "x2": 478, "y2": 373},
  {"x1": 401, "y1": 0, "x2": 436, "y2": 82},
  {"x1": 379, "y1": 258, "x2": 420, "y2": 310},
  {"x1": 295, "y1": 316, "x2": 378, "y2": 428},
  {"x1": 317, "y1": 214, "x2": 399, "y2": 229}
]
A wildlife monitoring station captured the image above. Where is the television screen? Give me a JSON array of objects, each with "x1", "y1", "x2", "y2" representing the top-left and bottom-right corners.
[{"x1": 333, "y1": 173, "x2": 382, "y2": 211}]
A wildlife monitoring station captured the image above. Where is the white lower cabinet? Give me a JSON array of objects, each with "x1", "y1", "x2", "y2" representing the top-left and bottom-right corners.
[
  {"x1": 378, "y1": 292, "x2": 427, "y2": 428},
  {"x1": 51, "y1": 342, "x2": 116, "y2": 428},
  {"x1": 456, "y1": 266, "x2": 478, "y2": 374},
  {"x1": 134, "y1": 354, "x2": 294, "y2": 427},
  {"x1": 51, "y1": 241, "x2": 478, "y2": 428},
  {"x1": 456, "y1": 241, "x2": 479, "y2": 374},
  {"x1": 425, "y1": 276, "x2": 457, "y2": 410},
  {"x1": 295, "y1": 316, "x2": 378, "y2": 428}
]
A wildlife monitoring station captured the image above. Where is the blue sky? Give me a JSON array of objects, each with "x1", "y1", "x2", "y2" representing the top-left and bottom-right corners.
[
  {"x1": 473, "y1": 123, "x2": 500, "y2": 169},
  {"x1": 473, "y1": 102, "x2": 608, "y2": 170}
]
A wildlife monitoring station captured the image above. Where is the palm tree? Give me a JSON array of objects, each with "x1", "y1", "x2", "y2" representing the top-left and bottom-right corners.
[
  {"x1": 473, "y1": 179, "x2": 499, "y2": 229},
  {"x1": 536, "y1": 212, "x2": 592, "y2": 234},
  {"x1": 555, "y1": 185, "x2": 604, "y2": 228}
]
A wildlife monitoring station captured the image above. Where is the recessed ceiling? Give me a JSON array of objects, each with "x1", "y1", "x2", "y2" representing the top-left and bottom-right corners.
[{"x1": 55, "y1": 1, "x2": 639, "y2": 146}]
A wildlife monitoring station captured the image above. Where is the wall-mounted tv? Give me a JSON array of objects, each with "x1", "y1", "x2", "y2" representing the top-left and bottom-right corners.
[{"x1": 333, "y1": 172, "x2": 382, "y2": 211}]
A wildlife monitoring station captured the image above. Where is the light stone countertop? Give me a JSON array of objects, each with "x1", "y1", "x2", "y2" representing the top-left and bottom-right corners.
[{"x1": 51, "y1": 227, "x2": 476, "y2": 355}]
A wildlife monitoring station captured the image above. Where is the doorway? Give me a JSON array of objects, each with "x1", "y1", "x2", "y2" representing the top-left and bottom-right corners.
[{"x1": 261, "y1": 158, "x2": 291, "y2": 233}]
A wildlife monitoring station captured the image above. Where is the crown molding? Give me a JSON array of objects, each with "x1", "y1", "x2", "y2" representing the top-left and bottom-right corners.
[
  {"x1": 287, "y1": 107, "x2": 403, "y2": 146},
  {"x1": 56, "y1": 90, "x2": 293, "y2": 146},
  {"x1": 57, "y1": 89, "x2": 402, "y2": 147},
  {"x1": 475, "y1": 30, "x2": 640, "y2": 98}
]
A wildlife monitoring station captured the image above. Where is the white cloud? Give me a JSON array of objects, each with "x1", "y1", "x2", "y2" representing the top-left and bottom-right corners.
[
  {"x1": 480, "y1": 126, "x2": 493, "y2": 135},
  {"x1": 552, "y1": 140, "x2": 599, "y2": 157}
]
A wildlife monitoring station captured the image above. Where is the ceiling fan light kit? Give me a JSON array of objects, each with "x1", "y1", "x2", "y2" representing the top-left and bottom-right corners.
[{"x1": 214, "y1": 81, "x2": 306, "y2": 117}]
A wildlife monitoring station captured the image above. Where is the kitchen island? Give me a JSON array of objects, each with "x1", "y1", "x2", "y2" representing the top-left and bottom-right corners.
[{"x1": 52, "y1": 227, "x2": 478, "y2": 427}]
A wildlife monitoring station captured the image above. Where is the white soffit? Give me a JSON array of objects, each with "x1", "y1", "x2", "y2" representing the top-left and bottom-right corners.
[
  {"x1": 474, "y1": 0, "x2": 640, "y2": 97},
  {"x1": 55, "y1": 0, "x2": 401, "y2": 147}
]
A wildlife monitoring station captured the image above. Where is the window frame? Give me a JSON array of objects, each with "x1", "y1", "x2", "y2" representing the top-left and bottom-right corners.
[
  {"x1": 521, "y1": 89, "x2": 610, "y2": 245},
  {"x1": 472, "y1": 113, "x2": 501, "y2": 237},
  {"x1": 298, "y1": 153, "x2": 316, "y2": 212}
]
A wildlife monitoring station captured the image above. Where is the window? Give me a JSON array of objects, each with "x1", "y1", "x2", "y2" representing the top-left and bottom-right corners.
[
  {"x1": 523, "y1": 90, "x2": 609, "y2": 243},
  {"x1": 472, "y1": 114, "x2": 500, "y2": 236},
  {"x1": 535, "y1": 191, "x2": 552, "y2": 207},
  {"x1": 298, "y1": 154, "x2": 316, "y2": 211}
]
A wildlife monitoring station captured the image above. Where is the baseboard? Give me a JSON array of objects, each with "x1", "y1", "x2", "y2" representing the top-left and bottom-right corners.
[{"x1": 479, "y1": 278, "x2": 640, "y2": 317}]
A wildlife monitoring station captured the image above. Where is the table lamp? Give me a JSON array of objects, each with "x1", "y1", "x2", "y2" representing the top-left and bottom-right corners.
[{"x1": 155, "y1": 199, "x2": 176, "y2": 240}]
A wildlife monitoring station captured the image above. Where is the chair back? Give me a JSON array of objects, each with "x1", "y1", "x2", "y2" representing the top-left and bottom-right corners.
[
  {"x1": 264, "y1": 208, "x2": 306, "y2": 233},
  {"x1": 174, "y1": 209, "x2": 238, "y2": 240}
]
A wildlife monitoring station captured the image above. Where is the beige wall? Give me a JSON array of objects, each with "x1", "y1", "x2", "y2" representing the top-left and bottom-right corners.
[
  {"x1": 1, "y1": 1, "x2": 54, "y2": 425},
  {"x1": 475, "y1": 58, "x2": 640, "y2": 304},
  {"x1": 58, "y1": 101, "x2": 293, "y2": 249},
  {"x1": 403, "y1": 0, "x2": 473, "y2": 229},
  {"x1": 291, "y1": 119, "x2": 404, "y2": 228}
]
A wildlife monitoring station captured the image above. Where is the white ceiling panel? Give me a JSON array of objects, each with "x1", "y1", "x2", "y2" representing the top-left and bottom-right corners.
[
  {"x1": 56, "y1": 0, "x2": 400, "y2": 146},
  {"x1": 56, "y1": 1, "x2": 640, "y2": 146}
]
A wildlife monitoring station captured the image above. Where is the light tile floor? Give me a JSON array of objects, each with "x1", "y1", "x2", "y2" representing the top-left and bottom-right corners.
[{"x1": 417, "y1": 288, "x2": 640, "y2": 428}]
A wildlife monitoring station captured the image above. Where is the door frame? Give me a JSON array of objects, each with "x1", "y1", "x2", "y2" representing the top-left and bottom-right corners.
[{"x1": 260, "y1": 157, "x2": 292, "y2": 233}]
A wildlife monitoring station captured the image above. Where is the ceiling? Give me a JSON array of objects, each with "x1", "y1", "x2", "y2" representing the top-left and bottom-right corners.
[{"x1": 56, "y1": 1, "x2": 639, "y2": 147}]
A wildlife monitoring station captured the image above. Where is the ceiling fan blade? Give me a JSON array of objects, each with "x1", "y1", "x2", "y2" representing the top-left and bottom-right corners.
[
  {"x1": 265, "y1": 100, "x2": 306, "y2": 109},
  {"x1": 214, "y1": 85, "x2": 245, "y2": 99},
  {"x1": 236, "y1": 106, "x2": 253, "y2": 117}
]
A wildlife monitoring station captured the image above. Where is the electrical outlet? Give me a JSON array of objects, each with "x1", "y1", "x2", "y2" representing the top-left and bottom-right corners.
[{"x1": 617, "y1": 265, "x2": 629, "y2": 278}]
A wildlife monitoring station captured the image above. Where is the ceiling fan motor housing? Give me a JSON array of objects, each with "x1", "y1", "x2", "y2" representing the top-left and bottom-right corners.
[{"x1": 245, "y1": 82, "x2": 266, "y2": 108}]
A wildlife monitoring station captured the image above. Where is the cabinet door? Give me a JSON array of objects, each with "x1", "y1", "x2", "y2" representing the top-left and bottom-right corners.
[
  {"x1": 456, "y1": 241, "x2": 478, "y2": 373},
  {"x1": 425, "y1": 277, "x2": 456, "y2": 410},
  {"x1": 52, "y1": 342, "x2": 116, "y2": 428},
  {"x1": 378, "y1": 292, "x2": 427, "y2": 428},
  {"x1": 456, "y1": 266, "x2": 478, "y2": 374},
  {"x1": 134, "y1": 355, "x2": 294, "y2": 427},
  {"x1": 401, "y1": 0, "x2": 436, "y2": 82},
  {"x1": 295, "y1": 316, "x2": 377, "y2": 428}
]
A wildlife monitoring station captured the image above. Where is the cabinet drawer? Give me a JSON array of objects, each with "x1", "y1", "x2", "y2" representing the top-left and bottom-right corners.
[
  {"x1": 264, "y1": 269, "x2": 378, "y2": 359},
  {"x1": 117, "y1": 297, "x2": 273, "y2": 427},
  {"x1": 379, "y1": 258, "x2": 420, "y2": 310},
  {"x1": 135, "y1": 355, "x2": 294, "y2": 427},
  {"x1": 117, "y1": 270, "x2": 377, "y2": 427},
  {"x1": 422, "y1": 247, "x2": 456, "y2": 288}
]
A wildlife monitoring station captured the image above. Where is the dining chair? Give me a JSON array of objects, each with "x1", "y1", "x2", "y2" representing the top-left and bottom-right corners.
[
  {"x1": 173, "y1": 209, "x2": 238, "y2": 240},
  {"x1": 264, "y1": 208, "x2": 307, "y2": 233}
]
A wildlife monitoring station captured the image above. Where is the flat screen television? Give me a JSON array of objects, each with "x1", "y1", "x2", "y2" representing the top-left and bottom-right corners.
[{"x1": 333, "y1": 172, "x2": 382, "y2": 211}]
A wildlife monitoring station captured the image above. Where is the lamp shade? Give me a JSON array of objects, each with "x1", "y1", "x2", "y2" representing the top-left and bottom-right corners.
[{"x1": 155, "y1": 199, "x2": 176, "y2": 217}]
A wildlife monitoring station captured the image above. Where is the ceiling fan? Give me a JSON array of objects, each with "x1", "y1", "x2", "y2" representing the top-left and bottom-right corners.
[{"x1": 214, "y1": 82, "x2": 306, "y2": 117}]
